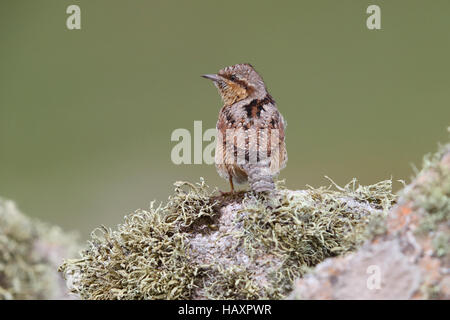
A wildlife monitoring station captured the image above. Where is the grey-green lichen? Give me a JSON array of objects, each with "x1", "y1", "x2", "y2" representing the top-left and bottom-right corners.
[
  {"x1": 228, "y1": 178, "x2": 395, "y2": 298},
  {"x1": 0, "y1": 198, "x2": 80, "y2": 299},
  {"x1": 60, "y1": 180, "x2": 217, "y2": 300},
  {"x1": 415, "y1": 142, "x2": 450, "y2": 299},
  {"x1": 60, "y1": 176, "x2": 395, "y2": 300},
  {"x1": 408, "y1": 143, "x2": 450, "y2": 235},
  {"x1": 284, "y1": 136, "x2": 450, "y2": 300},
  {"x1": 402, "y1": 141, "x2": 450, "y2": 299},
  {"x1": 395, "y1": 140, "x2": 450, "y2": 276}
]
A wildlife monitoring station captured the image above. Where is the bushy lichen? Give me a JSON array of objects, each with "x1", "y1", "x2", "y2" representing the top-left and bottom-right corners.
[
  {"x1": 60, "y1": 179, "x2": 218, "y2": 300},
  {"x1": 0, "y1": 198, "x2": 79, "y2": 299},
  {"x1": 202, "y1": 265, "x2": 261, "y2": 300},
  {"x1": 60, "y1": 176, "x2": 395, "y2": 300},
  {"x1": 231, "y1": 178, "x2": 395, "y2": 298}
]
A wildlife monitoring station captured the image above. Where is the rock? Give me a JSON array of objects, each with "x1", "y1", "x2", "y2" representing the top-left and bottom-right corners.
[
  {"x1": 0, "y1": 198, "x2": 80, "y2": 299},
  {"x1": 288, "y1": 143, "x2": 450, "y2": 300},
  {"x1": 59, "y1": 178, "x2": 395, "y2": 299},
  {"x1": 58, "y1": 136, "x2": 450, "y2": 300}
]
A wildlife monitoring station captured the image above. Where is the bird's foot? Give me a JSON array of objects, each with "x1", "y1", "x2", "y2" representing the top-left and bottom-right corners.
[{"x1": 219, "y1": 190, "x2": 234, "y2": 197}]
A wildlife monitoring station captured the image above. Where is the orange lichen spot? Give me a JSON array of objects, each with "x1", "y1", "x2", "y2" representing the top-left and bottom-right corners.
[
  {"x1": 400, "y1": 206, "x2": 412, "y2": 216},
  {"x1": 372, "y1": 238, "x2": 381, "y2": 244},
  {"x1": 387, "y1": 204, "x2": 412, "y2": 233},
  {"x1": 420, "y1": 255, "x2": 441, "y2": 276}
]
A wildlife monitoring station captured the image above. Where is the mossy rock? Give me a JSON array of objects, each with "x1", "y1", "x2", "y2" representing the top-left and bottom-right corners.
[
  {"x1": 0, "y1": 198, "x2": 80, "y2": 299},
  {"x1": 287, "y1": 140, "x2": 450, "y2": 300},
  {"x1": 60, "y1": 177, "x2": 395, "y2": 300}
]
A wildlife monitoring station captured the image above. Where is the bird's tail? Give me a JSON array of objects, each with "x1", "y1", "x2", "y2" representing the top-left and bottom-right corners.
[{"x1": 243, "y1": 160, "x2": 275, "y2": 193}]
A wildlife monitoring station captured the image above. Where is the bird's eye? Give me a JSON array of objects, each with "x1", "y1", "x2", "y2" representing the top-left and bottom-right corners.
[{"x1": 230, "y1": 75, "x2": 237, "y2": 81}]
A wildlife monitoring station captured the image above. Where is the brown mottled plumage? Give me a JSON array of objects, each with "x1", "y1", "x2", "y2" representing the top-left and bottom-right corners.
[{"x1": 202, "y1": 63, "x2": 288, "y2": 193}]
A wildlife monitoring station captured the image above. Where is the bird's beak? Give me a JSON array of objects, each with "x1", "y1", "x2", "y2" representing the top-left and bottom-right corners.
[{"x1": 201, "y1": 74, "x2": 220, "y2": 82}]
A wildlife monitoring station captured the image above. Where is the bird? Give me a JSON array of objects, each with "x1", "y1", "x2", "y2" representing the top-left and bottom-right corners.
[{"x1": 202, "y1": 63, "x2": 287, "y2": 193}]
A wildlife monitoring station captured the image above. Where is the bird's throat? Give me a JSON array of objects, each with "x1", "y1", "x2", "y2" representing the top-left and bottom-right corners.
[{"x1": 219, "y1": 81, "x2": 250, "y2": 106}]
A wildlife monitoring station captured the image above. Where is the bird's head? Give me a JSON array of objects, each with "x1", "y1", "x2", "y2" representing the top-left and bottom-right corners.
[{"x1": 202, "y1": 63, "x2": 267, "y2": 106}]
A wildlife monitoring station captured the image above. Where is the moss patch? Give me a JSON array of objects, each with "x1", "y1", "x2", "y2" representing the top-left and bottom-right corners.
[
  {"x1": 60, "y1": 177, "x2": 395, "y2": 300},
  {"x1": 60, "y1": 179, "x2": 217, "y2": 300},
  {"x1": 0, "y1": 198, "x2": 79, "y2": 299},
  {"x1": 407, "y1": 143, "x2": 450, "y2": 235},
  {"x1": 231, "y1": 178, "x2": 395, "y2": 298}
]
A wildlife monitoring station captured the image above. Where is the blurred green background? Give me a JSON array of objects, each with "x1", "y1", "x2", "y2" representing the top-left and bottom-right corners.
[{"x1": 1, "y1": 0, "x2": 449, "y2": 239}]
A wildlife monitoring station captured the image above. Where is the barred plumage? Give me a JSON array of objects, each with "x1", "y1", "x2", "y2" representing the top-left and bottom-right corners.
[{"x1": 202, "y1": 63, "x2": 287, "y2": 193}]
